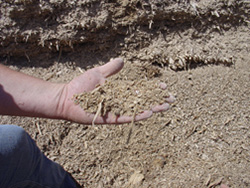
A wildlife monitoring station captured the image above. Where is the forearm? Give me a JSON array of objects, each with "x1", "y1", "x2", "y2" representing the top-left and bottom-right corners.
[{"x1": 0, "y1": 64, "x2": 66, "y2": 119}]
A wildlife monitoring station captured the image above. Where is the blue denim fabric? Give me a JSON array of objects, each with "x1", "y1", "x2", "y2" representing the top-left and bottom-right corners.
[{"x1": 0, "y1": 125, "x2": 79, "y2": 188}]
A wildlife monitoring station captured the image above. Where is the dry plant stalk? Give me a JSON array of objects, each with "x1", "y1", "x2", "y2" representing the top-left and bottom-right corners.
[
  {"x1": 92, "y1": 99, "x2": 104, "y2": 126},
  {"x1": 126, "y1": 106, "x2": 137, "y2": 144},
  {"x1": 73, "y1": 79, "x2": 170, "y2": 117}
]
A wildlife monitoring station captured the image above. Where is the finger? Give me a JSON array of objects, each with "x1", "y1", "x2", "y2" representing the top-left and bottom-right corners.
[
  {"x1": 87, "y1": 110, "x2": 153, "y2": 124},
  {"x1": 152, "y1": 103, "x2": 170, "y2": 112},
  {"x1": 159, "y1": 82, "x2": 167, "y2": 89},
  {"x1": 158, "y1": 83, "x2": 175, "y2": 103},
  {"x1": 107, "y1": 110, "x2": 153, "y2": 124},
  {"x1": 166, "y1": 93, "x2": 175, "y2": 103},
  {"x1": 117, "y1": 110, "x2": 153, "y2": 123},
  {"x1": 98, "y1": 58, "x2": 124, "y2": 78}
]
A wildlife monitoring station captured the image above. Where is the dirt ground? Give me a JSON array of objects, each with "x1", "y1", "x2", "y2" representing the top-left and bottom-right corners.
[{"x1": 0, "y1": 0, "x2": 249, "y2": 187}]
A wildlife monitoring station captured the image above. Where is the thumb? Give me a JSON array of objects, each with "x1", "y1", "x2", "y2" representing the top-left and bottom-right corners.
[{"x1": 98, "y1": 58, "x2": 124, "y2": 78}]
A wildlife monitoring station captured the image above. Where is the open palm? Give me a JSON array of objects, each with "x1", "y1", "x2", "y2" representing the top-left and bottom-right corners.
[{"x1": 60, "y1": 58, "x2": 174, "y2": 124}]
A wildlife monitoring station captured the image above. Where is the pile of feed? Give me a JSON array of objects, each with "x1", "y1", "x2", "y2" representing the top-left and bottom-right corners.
[{"x1": 74, "y1": 79, "x2": 170, "y2": 117}]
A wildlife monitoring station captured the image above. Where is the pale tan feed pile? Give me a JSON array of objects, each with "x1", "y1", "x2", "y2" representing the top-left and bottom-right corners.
[{"x1": 74, "y1": 79, "x2": 169, "y2": 116}]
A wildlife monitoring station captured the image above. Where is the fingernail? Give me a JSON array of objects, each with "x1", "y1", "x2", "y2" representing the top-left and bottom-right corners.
[
  {"x1": 159, "y1": 82, "x2": 167, "y2": 89},
  {"x1": 166, "y1": 93, "x2": 175, "y2": 103},
  {"x1": 161, "y1": 103, "x2": 170, "y2": 110}
]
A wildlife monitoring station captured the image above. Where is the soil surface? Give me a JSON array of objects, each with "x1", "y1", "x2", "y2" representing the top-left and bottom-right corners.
[{"x1": 0, "y1": 0, "x2": 250, "y2": 187}]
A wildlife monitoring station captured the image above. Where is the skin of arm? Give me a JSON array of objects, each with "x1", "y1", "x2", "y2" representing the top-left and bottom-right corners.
[
  {"x1": 0, "y1": 58, "x2": 174, "y2": 124},
  {"x1": 0, "y1": 63, "x2": 65, "y2": 119}
]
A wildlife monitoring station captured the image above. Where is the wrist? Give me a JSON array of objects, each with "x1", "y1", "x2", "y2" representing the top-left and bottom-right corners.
[{"x1": 49, "y1": 83, "x2": 69, "y2": 120}]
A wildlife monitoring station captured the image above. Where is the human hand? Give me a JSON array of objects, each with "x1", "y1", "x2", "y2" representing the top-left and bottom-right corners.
[{"x1": 59, "y1": 58, "x2": 175, "y2": 124}]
